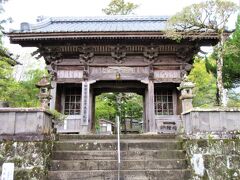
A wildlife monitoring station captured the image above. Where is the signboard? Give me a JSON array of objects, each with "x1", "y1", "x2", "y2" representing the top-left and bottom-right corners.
[
  {"x1": 81, "y1": 81, "x2": 90, "y2": 124},
  {"x1": 57, "y1": 70, "x2": 83, "y2": 79},
  {"x1": 154, "y1": 70, "x2": 181, "y2": 79},
  {"x1": 1, "y1": 163, "x2": 14, "y2": 180},
  {"x1": 89, "y1": 66, "x2": 149, "y2": 81},
  {"x1": 90, "y1": 67, "x2": 149, "y2": 74}
]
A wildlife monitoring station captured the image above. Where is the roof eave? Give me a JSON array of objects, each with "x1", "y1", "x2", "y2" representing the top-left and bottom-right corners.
[{"x1": 7, "y1": 31, "x2": 221, "y2": 46}]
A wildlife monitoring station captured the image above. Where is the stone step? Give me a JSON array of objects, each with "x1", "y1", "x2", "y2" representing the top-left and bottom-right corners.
[
  {"x1": 53, "y1": 141, "x2": 182, "y2": 151},
  {"x1": 57, "y1": 134, "x2": 177, "y2": 141},
  {"x1": 48, "y1": 169, "x2": 191, "y2": 180},
  {"x1": 52, "y1": 150, "x2": 186, "y2": 160},
  {"x1": 50, "y1": 159, "x2": 188, "y2": 171}
]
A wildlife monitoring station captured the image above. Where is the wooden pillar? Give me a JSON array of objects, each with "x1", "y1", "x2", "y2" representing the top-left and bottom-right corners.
[
  {"x1": 50, "y1": 81, "x2": 57, "y2": 110},
  {"x1": 142, "y1": 94, "x2": 147, "y2": 132},
  {"x1": 91, "y1": 94, "x2": 96, "y2": 133},
  {"x1": 148, "y1": 80, "x2": 155, "y2": 132},
  {"x1": 89, "y1": 87, "x2": 95, "y2": 132}
]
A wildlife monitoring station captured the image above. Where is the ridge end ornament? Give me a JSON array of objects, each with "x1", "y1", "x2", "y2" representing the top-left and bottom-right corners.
[{"x1": 111, "y1": 44, "x2": 127, "y2": 64}]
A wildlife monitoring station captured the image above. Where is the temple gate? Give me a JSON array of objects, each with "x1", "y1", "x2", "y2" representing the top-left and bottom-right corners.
[{"x1": 8, "y1": 16, "x2": 218, "y2": 134}]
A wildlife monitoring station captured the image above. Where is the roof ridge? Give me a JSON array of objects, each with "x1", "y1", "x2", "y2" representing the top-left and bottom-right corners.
[{"x1": 50, "y1": 15, "x2": 169, "y2": 22}]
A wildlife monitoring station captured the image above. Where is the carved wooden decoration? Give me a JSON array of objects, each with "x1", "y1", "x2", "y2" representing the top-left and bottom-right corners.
[
  {"x1": 176, "y1": 46, "x2": 199, "y2": 63},
  {"x1": 111, "y1": 44, "x2": 127, "y2": 64},
  {"x1": 78, "y1": 45, "x2": 94, "y2": 64},
  {"x1": 32, "y1": 46, "x2": 63, "y2": 64},
  {"x1": 143, "y1": 44, "x2": 159, "y2": 62},
  {"x1": 32, "y1": 46, "x2": 63, "y2": 80}
]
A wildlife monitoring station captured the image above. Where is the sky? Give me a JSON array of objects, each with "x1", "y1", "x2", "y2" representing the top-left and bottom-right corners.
[{"x1": 3, "y1": 0, "x2": 238, "y2": 29}]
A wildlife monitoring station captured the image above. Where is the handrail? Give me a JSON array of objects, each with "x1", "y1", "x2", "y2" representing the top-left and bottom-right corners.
[{"x1": 116, "y1": 116, "x2": 121, "y2": 180}]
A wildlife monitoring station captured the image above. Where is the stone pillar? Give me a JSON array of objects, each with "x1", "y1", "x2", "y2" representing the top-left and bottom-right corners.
[
  {"x1": 50, "y1": 81, "x2": 57, "y2": 110},
  {"x1": 178, "y1": 77, "x2": 195, "y2": 112}
]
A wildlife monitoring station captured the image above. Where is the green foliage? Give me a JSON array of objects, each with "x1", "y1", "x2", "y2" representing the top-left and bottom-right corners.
[
  {"x1": 123, "y1": 94, "x2": 143, "y2": 119},
  {"x1": 0, "y1": 57, "x2": 15, "y2": 101},
  {"x1": 206, "y1": 44, "x2": 240, "y2": 90},
  {"x1": 167, "y1": 0, "x2": 238, "y2": 36},
  {"x1": 0, "y1": 1, "x2": 46, "y2": 107},
  {"x1": 48, "y1": 109, "x2": 66, "y2": 122},
  {"x1": 228, "y1": 90, "x2": 240, "y2": 107},
  {"x1": 167, "y1": 0, "x2": 238, "y2": 106},
  {"x1": 6, "y1": 69, "x2": 47, "y2": 107},
  {"x1": 188, "y1": 56, "x2": 217, "y2": 107},
  {"x1": 223, "y1": 15, "x2": 240, "y2": 89},
  {"x1": 0, "y1": 30, "x2": 15, "y2": 102},
  {"x1": 95, "y1": 92, "x2": 143, "y2": 123},
  {"x1": 95, "y1": 93, "x2": 116, "y2": 121},
  {"x1": 102, "y1": 0, "x2": 138, "y2": 15}
]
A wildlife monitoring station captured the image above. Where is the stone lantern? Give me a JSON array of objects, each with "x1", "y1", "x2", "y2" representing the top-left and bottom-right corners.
[
  {"x1": 36, "y1": 76, "x2": 52, "y2": 109},
  {"x1": 178, "y1": 76, "x2": 195, "y2": 112}
]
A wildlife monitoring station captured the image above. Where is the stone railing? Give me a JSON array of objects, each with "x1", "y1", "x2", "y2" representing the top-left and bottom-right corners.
[
  {"x1": 0, "y1": 108, "x2": 53, "y2": 140},
  {"x1": 182, "y1": 107, "x2": 240, "y2": 136}
]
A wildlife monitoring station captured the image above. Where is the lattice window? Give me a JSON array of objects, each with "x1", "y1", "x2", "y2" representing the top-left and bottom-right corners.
[
  {"x1": 64, "y1": 87, "x2": 81, "y2": 115},
  {"x1": 154, "y1": 90, "x2": 174, "y2": 115}
]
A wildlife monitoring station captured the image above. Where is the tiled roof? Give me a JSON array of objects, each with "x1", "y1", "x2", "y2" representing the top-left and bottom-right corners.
[{"x1": 18, "y1": 16, "x2": 169, "y2": 33}]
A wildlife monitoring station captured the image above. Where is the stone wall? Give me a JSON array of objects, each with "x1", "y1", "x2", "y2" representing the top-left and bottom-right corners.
[
  {"x1": 182, "y1": 108, "x2": 240, "y2": 135},
  {"x1": 184, "y1": 134, "x2": 240, "y2": 180},
  {"x1": 0, "y1": 108, "x2": 52, "y2": 136},
  {"x1": 0, "y1": 108, "x2": 54, "y2": 180},
  {"x1": 0, "y1": 140, "x2": 53, "y2": 180}
]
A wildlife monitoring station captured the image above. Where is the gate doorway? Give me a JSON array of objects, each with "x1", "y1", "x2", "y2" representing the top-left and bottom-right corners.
[
  {"x1": 95, "y1": 92, "x2": 143, "y2": 134},
  {"x1": 91, "y1": 81, "x2": 146, "y2": 134}
]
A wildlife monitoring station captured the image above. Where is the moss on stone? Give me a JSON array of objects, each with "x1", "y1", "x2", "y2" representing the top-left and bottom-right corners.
[
  {"x1": 15, "y1": 169, "x2": 30, "y2": 180},
  {"x1": 0, "y1": 140, "x2": 53, "y2": 180},
  {"x1": 184, "y1": 136, "x2": 240, "y2": 180},
  {"x1": 197, "y1": 139, "x2": 208, "y2": 148}
]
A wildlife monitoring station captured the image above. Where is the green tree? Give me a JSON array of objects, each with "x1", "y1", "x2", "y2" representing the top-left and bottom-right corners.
[
  {"x1": 95, "y1": 93, "x2": 143, "y2": 125},
  {"x1": 6, "y1": 69, "x2": 47, "y2": 107},
  {"x1": 0, "y1": 55, "x2": 15, "y2": 102},
  {"x1": 167, "y1": 0, "x2": 238, "y2": 106},
  {"x1": 188, "y1": 56, "x2": 217, "y2": 107},
  {"x1": 102, "y1": 0, "x2": 138, "y2": 15},
  {"x1": 95, "y1": 93, "x2": 117, "y2": 121},
  {"x1": 0, "y1": 0, "x2": 14, "y2": 103},
  {"x1": 223, "y1": 15, "x2": 240, "y2": 89},
  {"x1": 228, "y1": 90, "x2": 240, "y2": 107},
  {"x1": 0, "y1": 0, "x2": 45, "y2": 107}
]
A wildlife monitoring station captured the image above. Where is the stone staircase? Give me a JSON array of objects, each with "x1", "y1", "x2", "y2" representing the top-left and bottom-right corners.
[{"x1": 48, "y1": 134, "x2": 190, "y2": 180}]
